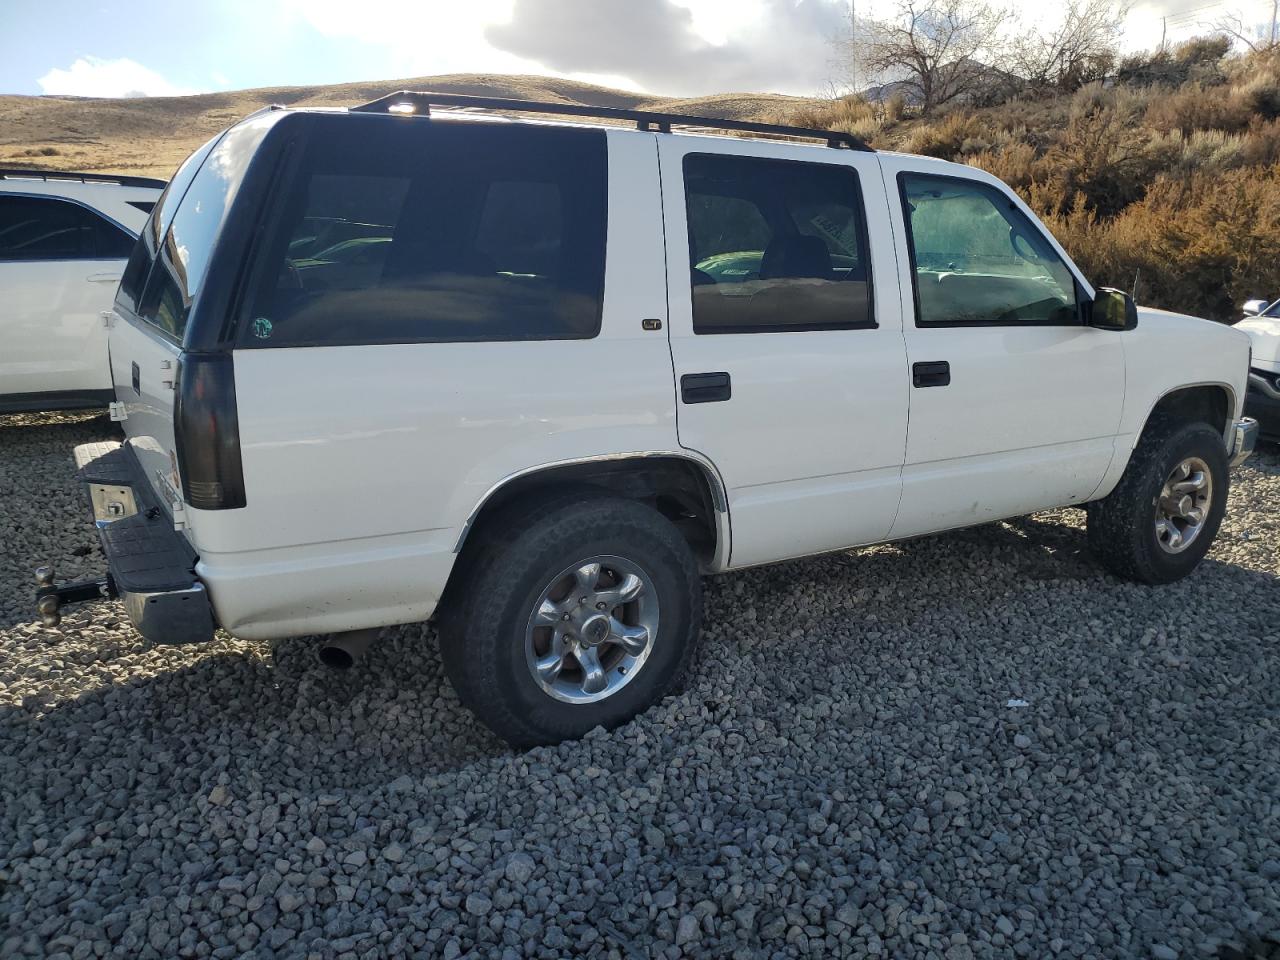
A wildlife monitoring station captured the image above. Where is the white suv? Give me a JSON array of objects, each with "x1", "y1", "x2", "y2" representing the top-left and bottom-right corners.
[
  {"x1": 0, "y1": 169, "x2": 164, "y2": 412},
  {"x1": 37, "y1": 94, "x2": 1257, "y2": 746}
]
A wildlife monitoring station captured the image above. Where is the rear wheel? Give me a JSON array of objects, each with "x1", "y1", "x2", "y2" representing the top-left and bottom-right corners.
[
  {"x1": 439, "y1": 495, "x2": 702, "y2": 747},
  {"x1": 1087, "y1": 420, "x2": 1229, "y2": 584}
]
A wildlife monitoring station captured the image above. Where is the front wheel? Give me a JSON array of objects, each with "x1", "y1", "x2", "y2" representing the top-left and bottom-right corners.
[
  {"x1": 439, "y1": 495, "x2": 703, "y2": 747},
  {"x1": 1087, "y1": 420, "x2": 1229, "y2": 584}
]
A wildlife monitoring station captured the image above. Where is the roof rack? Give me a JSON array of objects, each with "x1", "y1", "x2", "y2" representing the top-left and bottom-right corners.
[
  {"x1": 351, "y1": 91, "x2": 873, "y2": 152},
  {"x1": 0, "y1": 168, "x2": 167, "y2": 189}
]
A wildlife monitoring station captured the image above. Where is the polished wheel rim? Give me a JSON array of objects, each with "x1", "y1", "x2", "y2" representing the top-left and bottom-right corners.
[
  {"x1": 524, "y1": 556, "x2": 659, "y2": 704},
  {"x1": 1155, "y1": 456, "x2": 1212, "y2": 554}
]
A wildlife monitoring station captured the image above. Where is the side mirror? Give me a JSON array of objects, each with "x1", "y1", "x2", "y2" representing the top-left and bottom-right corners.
[
  {"x1": 1088, "y1": 287, "x2": 1138, "y2": 331},
  {"x1": 1242, "y1": 298, "x2": 1268, "y2": 317}
]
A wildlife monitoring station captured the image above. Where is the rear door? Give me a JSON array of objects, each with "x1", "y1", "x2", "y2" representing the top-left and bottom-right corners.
[
  {"x1": 659, "y1": 138, "x2": 909, "y2": 567},
  {"x1": 0, "y1": 194, "x2": 134, "y2": 400}
]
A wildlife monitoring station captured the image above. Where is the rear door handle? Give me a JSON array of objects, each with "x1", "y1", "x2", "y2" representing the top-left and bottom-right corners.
[
  {"x1": 912, "y1": 361, "x2": 950, "y2": 388},
  {"x1": 87, "y1": 272, "x2": 122, "y2": 284},
  {"x1": 681, "y1": 371, "x2": 731, "y2": 404}
]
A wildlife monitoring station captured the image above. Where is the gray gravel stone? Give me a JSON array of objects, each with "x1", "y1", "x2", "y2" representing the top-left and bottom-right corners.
[
  {"x1": 504, "y1": 852, "x2": 535, "y2": 885},
  {"x1": 2, "y1": 412, "x2": 1279, "y2": 959}
]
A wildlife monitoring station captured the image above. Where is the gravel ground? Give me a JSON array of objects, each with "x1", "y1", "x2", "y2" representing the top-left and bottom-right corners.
[{"x1": 1, "y1": 411, "x2": 1278, "y2": 960}]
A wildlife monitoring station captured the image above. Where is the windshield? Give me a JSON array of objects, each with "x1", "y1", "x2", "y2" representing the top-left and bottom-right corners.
[{"x1": 1263, "y1": 300, "x2": 1280, "y2": 318}]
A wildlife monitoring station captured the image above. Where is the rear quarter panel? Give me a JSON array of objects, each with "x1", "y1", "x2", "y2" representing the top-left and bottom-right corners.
[{"x1": 192, "y1": 128, "x2": 679, "y2": 639}]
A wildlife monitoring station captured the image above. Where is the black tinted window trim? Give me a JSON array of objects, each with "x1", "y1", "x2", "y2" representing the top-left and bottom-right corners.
[
  {"x1": 0, "y1": 192, "x2": 137, "y2": 262},
  {"x1": 896, "y1": 170, "x2": 1085, "y2": 329},
  {"x1": 682, "y1": 152, "x2": 877, "y2": 336}
]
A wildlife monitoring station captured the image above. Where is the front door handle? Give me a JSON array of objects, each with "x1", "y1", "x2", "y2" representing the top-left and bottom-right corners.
[
  {"x1": 912, "y1": 360, "x2": 950, "y2": 388},
  {"x1": 681, "y1": 372, "x2": 731, "y2": 404}
]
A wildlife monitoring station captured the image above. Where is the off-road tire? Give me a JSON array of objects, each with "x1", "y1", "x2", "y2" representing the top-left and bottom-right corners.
[
  {"x1": 439, "y1": 493, "x2": 702, "y2": 748},
  {"x1": 1086, "y1": 419, "x2": 1228, "y2": 584}
]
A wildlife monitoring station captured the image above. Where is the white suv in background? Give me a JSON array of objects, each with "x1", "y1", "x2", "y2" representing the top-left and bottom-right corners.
[
  {"x1": 38, "y1": 95, "x2": 1257, "y2": 747},
  {"x1": 0, "y1": 169, "x2": 164, "y2": 413}
]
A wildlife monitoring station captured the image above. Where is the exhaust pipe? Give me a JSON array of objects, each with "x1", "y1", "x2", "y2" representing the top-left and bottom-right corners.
[{"x1": 316, "y1": 628, "x2": 379, "y2": 669}]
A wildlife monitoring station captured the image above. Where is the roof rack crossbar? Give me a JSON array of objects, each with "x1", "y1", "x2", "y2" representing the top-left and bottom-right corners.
[
  {"x1": 350, "y1": 91, "x2": 872, "y2": 152},
  {"x1": 0, "y1": 168, "x2": 167, "y2": 189}
]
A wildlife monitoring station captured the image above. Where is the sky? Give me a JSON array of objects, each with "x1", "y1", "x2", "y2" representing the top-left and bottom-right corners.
[{"x1": 1, "y1": 0, "x2": 1277, "y2": 100}]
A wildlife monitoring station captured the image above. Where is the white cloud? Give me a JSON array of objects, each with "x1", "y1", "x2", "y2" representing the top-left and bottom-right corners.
[
  {"x1": 486, "y1": 0, "x2": 851, "y2": 96},
  {"x1": 280, "y1": 0, "x2": 543, "y2": 77},
  {"x1": 37, "y1": 56, "x2": 195, "y2": 98}
]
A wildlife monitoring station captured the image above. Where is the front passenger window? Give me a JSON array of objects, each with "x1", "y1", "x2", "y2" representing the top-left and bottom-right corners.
[{"x1": 901, "y1": 174, "x2": 1078, "y2": 326}]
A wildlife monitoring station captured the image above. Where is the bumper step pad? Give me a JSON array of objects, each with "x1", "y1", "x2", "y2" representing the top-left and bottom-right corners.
[
  {"x1": 74, "y1": 440, "x2": 135, "y2": 485},
  {"x1": 74, "y1": 441, "x2": 200, "y2": 594}
]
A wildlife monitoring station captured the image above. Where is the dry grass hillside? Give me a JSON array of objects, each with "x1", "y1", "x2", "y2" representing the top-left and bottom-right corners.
[{"x1": 0, "y1": 73, "x2": 817, "y2": 179}]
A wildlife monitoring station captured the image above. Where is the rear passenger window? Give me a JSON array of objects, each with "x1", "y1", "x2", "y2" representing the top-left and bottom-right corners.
[
  {"x1": 242, "y1": 120, "x2": 607, "y2": 347},
  {"x1": 683, "y1": 154, "x2": 873, "y2": 334},
  {"x1": 0, "y1": 195, "x2": 133, "y2": 261}
]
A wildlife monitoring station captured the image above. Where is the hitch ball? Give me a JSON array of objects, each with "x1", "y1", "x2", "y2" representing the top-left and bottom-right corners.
[{"x1": 34, "y1": 566, "x2": 61, "y2": 628}]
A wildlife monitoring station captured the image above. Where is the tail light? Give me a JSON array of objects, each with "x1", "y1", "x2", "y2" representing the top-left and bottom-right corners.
[{"x1": 174, "y1": 354, "x2": 246, "y2": 510}]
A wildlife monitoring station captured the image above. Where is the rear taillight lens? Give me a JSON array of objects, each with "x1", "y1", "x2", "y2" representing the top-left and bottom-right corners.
[{"x1": 174, "y1": 354, "x2": 246, "y2": 510}]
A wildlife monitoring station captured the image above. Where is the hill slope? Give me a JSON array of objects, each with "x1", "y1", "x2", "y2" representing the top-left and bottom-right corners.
[{"x1": 0, "y1": 74, "x2": 816, "y2": 178}]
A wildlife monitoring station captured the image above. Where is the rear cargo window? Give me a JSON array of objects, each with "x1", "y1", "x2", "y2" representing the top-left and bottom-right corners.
[
  {"x1": 239, "y1": 119, "x2": 607, "y2": 347},
  {"x1": 133, "y1": 114, "x2": 276, "y2": 341},
  {"x1": 117, "y1": 135, "x2": 219, "y2": 316}
]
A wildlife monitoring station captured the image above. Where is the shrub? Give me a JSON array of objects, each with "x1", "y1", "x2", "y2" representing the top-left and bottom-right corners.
[
  {"x1": 967, "y1": 141, "x2": 1038, "y2": 188},
  {"x1": 783, "y1": 96, "x2": 876, "y2": 133},
  {"x1": 900, "y1": 112, "x2": 988, "y2": 158},
  {"x1": 1174, "y1": 35, "x2": 1232, "y2": 66},
  {"x1": 1145, "y1": 84, "x2": 1253, "y2": 133},
  {"x1": 884, "y1": 92, "x2": 907, "y2": 122},
  {"x1": 1242, "y1": 118, "x2": 1280, "y2": 165},
  {"x1": 1238, "y1": 67, "x2": 1280, "y2": 120},
  {"x1": 1036, "y1": 85, "x2": 1165, "y2": 215}
]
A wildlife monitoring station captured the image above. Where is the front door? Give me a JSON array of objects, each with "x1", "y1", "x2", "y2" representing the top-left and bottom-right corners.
[
  {"x1": 659, "y1": 139, "x2": 909, "y2": 567},
  {"x1": 882, "y1": 163, "x2": 1126, "y2": 538}
]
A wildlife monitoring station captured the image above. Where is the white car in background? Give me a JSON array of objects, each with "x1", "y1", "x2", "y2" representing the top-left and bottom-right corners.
[
  {"x1": 1238, "y1": 297, "x2": 1280, "y2": 440},
  {"x1": 0, "y1": 169, "x2": 164, "y2": 413}
]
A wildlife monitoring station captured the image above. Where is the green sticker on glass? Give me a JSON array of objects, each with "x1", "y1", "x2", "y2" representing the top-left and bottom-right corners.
[{"x1": 252, "y1": 317, "x2": 273, "y2": 340}]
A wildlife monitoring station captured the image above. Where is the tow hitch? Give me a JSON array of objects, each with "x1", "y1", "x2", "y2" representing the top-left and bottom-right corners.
[{"x1": 34, "y1": 566, "x2": 118, "y2": 627}]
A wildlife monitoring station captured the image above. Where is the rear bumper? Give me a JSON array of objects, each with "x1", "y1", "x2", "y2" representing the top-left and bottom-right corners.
[{"x1": 68, "y1": 441, "x2": 215, "y2": 644}]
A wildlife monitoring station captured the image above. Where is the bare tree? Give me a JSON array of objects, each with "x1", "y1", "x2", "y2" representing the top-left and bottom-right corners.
[
  {"x1": 1211, "y1": 2, "x2": 1279, "y2": 53},
  {"x1": 1012, "y1": 0, "x2": 1130, "y2": 94},
  {"x1": 857, "y1": 0, "x2": 1011, "y2": 115}
]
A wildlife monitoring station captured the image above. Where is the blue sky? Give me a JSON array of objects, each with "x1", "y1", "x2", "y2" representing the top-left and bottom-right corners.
[{"x1": 0, "y1": 0, "x2": 1270, "y2": 99}]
